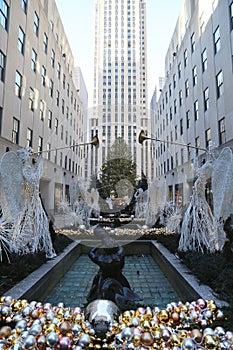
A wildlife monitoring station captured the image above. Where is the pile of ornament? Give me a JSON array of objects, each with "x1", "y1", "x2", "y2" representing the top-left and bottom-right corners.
[{"x1": 0, "y1": 296, "x2": 232, "y2": 349}]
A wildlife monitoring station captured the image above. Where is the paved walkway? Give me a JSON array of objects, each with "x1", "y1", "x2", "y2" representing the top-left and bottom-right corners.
[{"x1": 45, "y1": 254, "x2": 179, "y2": 309}]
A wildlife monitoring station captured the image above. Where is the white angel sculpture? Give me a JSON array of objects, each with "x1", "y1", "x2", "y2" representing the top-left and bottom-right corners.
[
  {"x1": 212, "y1": 147, "x2": 233, "y2": 222},
  {"x1": 178, "y1": 160, "x2": 226, "y2": 253},
  {"x1": 145, "y1": 178, "x2": 166, "y2": 226},
  {"x1": 0, "y1": 148, "x2": 56, "y2": 258}
]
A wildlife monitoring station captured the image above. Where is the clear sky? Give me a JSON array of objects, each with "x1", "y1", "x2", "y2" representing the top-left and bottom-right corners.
[{"x1": 56, "y1": 0, "x2": 183, "y2": 102}]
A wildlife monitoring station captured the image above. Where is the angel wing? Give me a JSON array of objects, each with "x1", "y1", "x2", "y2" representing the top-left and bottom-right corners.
[
  {"x1": 212, "y1": 147, "x2": 233, "y2": 221},
  {"x1": 0, "y1": 151, "x2": 25, "y2": 222},
  {"x1": 146, "y1": 178, "x2": 166, "y2": 225}
]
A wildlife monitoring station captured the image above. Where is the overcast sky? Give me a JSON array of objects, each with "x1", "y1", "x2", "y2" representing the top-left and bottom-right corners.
[{"x1": 56, "y1": 0, "x2": 183, "y2": 102}]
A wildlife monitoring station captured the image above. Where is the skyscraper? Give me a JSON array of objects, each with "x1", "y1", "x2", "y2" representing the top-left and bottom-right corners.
[{"x1": 88, "y1": 0, "x2": 149, "y2": 180}]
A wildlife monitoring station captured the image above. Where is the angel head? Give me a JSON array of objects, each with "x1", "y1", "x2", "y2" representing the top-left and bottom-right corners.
[{"x1": 16, "y1": 147, "x2": 33, "y2": 163}]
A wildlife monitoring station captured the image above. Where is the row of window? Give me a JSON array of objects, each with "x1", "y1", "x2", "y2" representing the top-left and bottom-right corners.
[
  {"x1": 155, "y1": 118, "x2": 226, "y2": 176},
  {"x1": 157, "y1": 69, "x2": 224, "y2": 129},
  {"x1": 155, "y1": 117, "x2": 225, "y2": 176},
  {"x1": 12, "y1": 113, "x2": 82, "y2": 168}
]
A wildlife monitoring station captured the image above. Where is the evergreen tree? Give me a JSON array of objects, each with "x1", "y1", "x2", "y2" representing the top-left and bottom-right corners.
[{"x1": 99, "y1": 137, "x2": 137, "y2": 199}]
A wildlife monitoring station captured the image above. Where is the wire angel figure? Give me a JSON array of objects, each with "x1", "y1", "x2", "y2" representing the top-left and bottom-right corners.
[
  {"x1": 178, "y1": 160, "x2": 226, "y2": 253},
  {"x1": 0, "y1": 148, "x2": 56, "y2": 258},
  {"x1": 145, "y1": 177, "x2": 166, "y2": 226},
  {"x1": 18, "y1": 156, "x2": 56, "y2": 258},
  {"x1": 212, "y1": 147, "x2": 233, "y2": 223}
]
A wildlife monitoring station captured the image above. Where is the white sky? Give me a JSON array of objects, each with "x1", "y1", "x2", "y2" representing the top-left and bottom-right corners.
[{"x1": 56, "y1": 0, "x2": 183, "y2": 102}]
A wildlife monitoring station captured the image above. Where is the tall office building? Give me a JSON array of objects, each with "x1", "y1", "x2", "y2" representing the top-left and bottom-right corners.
[
  {"x1": 151, "y1": 0, "x2": 233, "y2": 206},
  {"x1": 88, "y1": 0, "x2": 150, "y2": 180},
  {"x1": 0, "y1": 0, "x2": 85, "y2": 213}
]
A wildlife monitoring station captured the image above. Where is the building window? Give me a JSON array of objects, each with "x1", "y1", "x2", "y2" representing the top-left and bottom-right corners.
[
  {"x1": 184, "y1": 49, "x2": 188, "y2": 67},
  {"x1": 174, "y1": 99, "x2": 177, "y2": 114},
  {"x1": 0, "y1": 50, "x2": 6, "y2": 82},
  {"x1": 18, "y1": 27, "x2": 25, "y2": 54},
  {"x1": 38, "y1": 136, "x2": 43, "y2": 154},
  {"x1": 181, "y1": 148, "x2": 184, "y2": 164},
  {"x1": 61, "y1": 124, "x2": 64, "y2": 140},
  {"x1": 201, "y1": 48, "x2": 207, "y2": 72},
  {"x1": 20, "y1": 0, "x2": 27, "y2": 13},
  {"x1": 15, "y1": 71, "x2": 22, "y2": 98},
  {"x1": 46, "y1": 143, "x2": 51, "y2": 160},
  {"x1": 0, "y1": 0, "x2": 8, "y2": 30},
  {"x1": 56, "y1": 90, "x2": 60, "y2": 106},
  {"x1": 49, "y1": 79, "x2": 53, "y2": 97},
  {"x1": 175, "y1": 125, "x2": 178, "y2": 140},
  {"x1": 41, "y1": 65, "x2": 46, "y2": 86},
  {"x1": 55, "y1": 118, "x2": 58, "y2": 135},
  {"x1": 213, "y1": 26, "x2": 220, "y2": 54},
  {"x1": 185, "y1": 79, "x2": 189, "y2": 97},
  {"x1": 51, "y1": 49, "x2": 55, "y2": 68},
  {"x1": 12, "y1": 117, "x2": 20, "y2": 144},
  {"x1": 194, "y1": 100, "x2": 199, "y2": 120},
  {"x1": 39, "y1": 100, "x2": 45, "y2": 120},
  {"x1": 180, "y1": 118, "x2": 183, "y2": 135},
  {"x1": 29, "y1": 87, "x2": 34, "y2": 110},
  {"x1": 191, "y1": 32, "x2": 195, "y2": 53},
  {"x1": 169, "y1": 83, "x2": 171, "y2": 96},
  {"x1": 179, "y1": 90, "x2": 183, "y2": 106},
  {"x1": 186, "y1": 110, "x2": 190, "y2": 129},
  {"x1": 178, "y1": 62, "x2": 181, "y2": 79},
  {"x1": 218, "y1": 117, "x2": 226, "y2": 145},
  {"x1": 173, "y1": 74, "x2": 176, "y2": 89},
  {"x1": 63, "y1": 74, "x2": 66, "y2": 89},
  {"x1": 57, "y1": 63, "x2": 61, "y2": 79},
  {"x1": 43, "y1": 33, "x2": 48, "y2": 53},
  {"x1": 205, "y1": 128, "x2": 211, "y2": 148},
  {"x1": 26, "y1": 128, "x2": 33, "y2": 148},
  {"x1": 230, "y1": 2, "x2": 233, "y2": 30},
  {"x1": 216, "y1": 70, "x2": 223, "y2": 98},
  {"x1": 34, "y1": 12, "x2": 39, "y2": 36},
  {"x1": 48, "y1": 110, "x2": 52, "y2": 129},
  {"x1": 31, "y1": 49, "x2": 37, "y2": 72},
  {"x1": 195, "y1": 136, "x2": 200, "y2": 155},
  {"x1": 192, "y1": 65, "x2": 197, "y2": 86},
  {"x1": 203, "y1": 87, "x2": 209, "y2": 111}
]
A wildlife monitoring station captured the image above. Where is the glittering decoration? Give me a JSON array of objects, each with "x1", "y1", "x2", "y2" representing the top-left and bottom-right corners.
[
  {"x1": 56, "y1": 226, "x2": 173, "y2": 240},
  {"x1": 0, "y1": 151, "x2": 26, "y2": 221},
  {"x1": 145, "y1": 178, "x2": 166, "y2": 227},
  {"x1": 163, "y1": 202, "x2": 182, "y2": 234},
  {"x1": 59, "y1": 183, "x2": 100, "y2": 228},
  {"x1": 178, "y1": 160, "x2": 226, "y2": 253},
  {"x1": 0, "y1": 149, "x2": 56, "y2": 259},
  {"x1": 17, "y1": 156, "x2": 56, "y2": 258},
  {"x1": 212, "y1": 147, "x2": 233, "y2": 222},
  {"x1": 134, "y1": 188, "x2": 148, "y2": 219},
  {"x1": 0, "y1": 296, "x2": 232, "y2": 349},
  {"x1": 0, "y1": 209, "x2": 16, "y2": 262}
]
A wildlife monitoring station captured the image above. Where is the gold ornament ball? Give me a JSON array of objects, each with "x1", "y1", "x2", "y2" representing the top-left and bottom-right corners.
[
  {"x1": 59, "y1": 321, "x2": 71, "y2": 335},
  {"x1": 204, "y1": 335, "x2": 216, "y2": 347},
  {"x1": 171, "y1": 312, "x2": 180, "y2": 324},
  {"x1": 141, "y1": 331, "x2": 154, "y2": 346},
  {"x1": 191, "y1": 329, "x2": 202, "y2": 343},
  {"x1": 0, "y1": 326, "x2": 11, "y2": 338},
  {"x1": 132, "y1": 334, "x2": 141, "y2": 347},
  {"x1": 158, "y1": 310, "x2": 169, "y2": 323}
]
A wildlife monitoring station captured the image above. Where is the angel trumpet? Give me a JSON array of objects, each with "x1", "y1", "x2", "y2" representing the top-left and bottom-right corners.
[
  {"x1": 138, "y1": 130, "x2": 150, "y2": 144},
  {"x1": 138, "y1": 129, "x2": 207, "y2": 151},
  {"x1": 32, "y1": 135, "x2": 100, "y2": 156}
]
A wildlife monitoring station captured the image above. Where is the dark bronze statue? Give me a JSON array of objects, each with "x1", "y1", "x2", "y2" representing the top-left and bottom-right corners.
[{"x1": 87, "y1": 226, "x2": 142, "y2": 309}]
